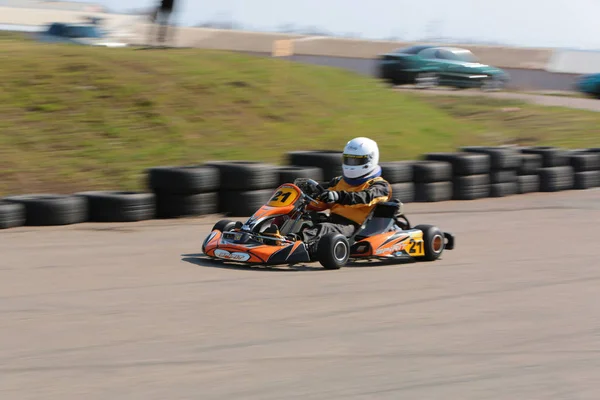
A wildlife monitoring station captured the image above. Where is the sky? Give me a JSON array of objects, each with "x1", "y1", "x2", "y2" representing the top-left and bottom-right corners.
[{"x1": 86, "y1": 0, "x2": 600, "y2": 49}]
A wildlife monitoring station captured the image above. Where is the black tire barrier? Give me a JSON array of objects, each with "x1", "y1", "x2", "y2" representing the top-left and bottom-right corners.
[
  {"x1": 219, "y1": 189, "x2": 274, "y2": 217},
  {"x1": 574, "y1": 171, "x2": 600, "y2": 190},
  {"x1": 415, "y1": 182, "x2": 453, "y2": 202},
  {"x1": 490, "y1": 182, "x2": 519, "y2": 198},
  {"x1": 204, "y1": 161, "x2": 279, "y2": 191},
  {"x1": 518, "y1": 153, "x2": 543, "y2": 176},
  {"x1": 539, "y1": 166, "x2": 574, "y2": 192},
  {"x1": 286, "y1": 150, "x2": 343, "y2": 181},
  {"x1": 424, "y1": 152, "x2": 491, "y2": 176},
  {"x1": 0, "y1": 201, "x2": 26, "y2": 229},
  {"x1": 452, "y1": 174, "x2": 491, "y2": 200},
  {"x1": 155, "y1": 192, "x2": 219, "y2": 218},
  {"x1": 3, "y1": 194, "x2": 88, "y2": 226},
  {"x1": 147, "y1": 165, "x2": 219, "y2": 194},
  {"x1": 391, "y1": 182, "x2": 415, "y2": 203},
  {"x1": 412, "y1": 161, "x2": 453, "y2": 183},
  {"x1": 3, "y1": 146, "x2": 600, "y2": 230},
  {"x1": 568, "y1": 152, "x2": 600, "y2": 172},
  {"x1": 518, "y1": 175, "x2": 541, "y2": 194},
  {"x1": 380, "y1": 161, "x2": 413, "y2": 184},
  {"x1": 76, "y1": 191, "x2": 156, "y2": 222},
  {"x1": 276, "y1": 166, "x2": 324, "y2": 187},
  {"x1": 521, "y1": 146, "x2": 569, "y2": 168},
  {"x1": 460, "y1": 146, "x2": 520, "y2": 170}
]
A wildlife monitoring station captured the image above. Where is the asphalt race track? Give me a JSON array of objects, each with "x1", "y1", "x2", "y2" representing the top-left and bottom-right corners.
[{"x1": 2, "y1": 189, "x2": 600, "y2": 399}]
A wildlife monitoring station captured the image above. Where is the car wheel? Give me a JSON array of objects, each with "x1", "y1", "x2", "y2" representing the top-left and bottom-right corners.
[
  {"x1": 415, "y1": 72, "x2": 439, "y2": 89},
  {"x1": 316, "y1": 233, "x2": 350, "y2": 270},
  {"x1": 413, "y1": 224, "x2": 446, "y2": 261},
  {"x1": 481, "y1": 76, "x2": 504, "y2": 91}
]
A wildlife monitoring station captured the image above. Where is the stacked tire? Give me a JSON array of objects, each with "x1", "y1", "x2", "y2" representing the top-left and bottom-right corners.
[
  {"x1": 2, "y1": 194, "x2": 88, "y2": 226},
  {"x1": 286, "y1": 150, "x2": 343, "y2": 182},
  {"x1": 380, "y1": 161, "x2": 415, "y2": 203},
  {"x1": 517, "y1": 152, "x2": 543, "y2": 194},
  {"x1": 147, "y1": 165, "x2": 219, "y2": 218},
  {"x1": 425, "y1": 152, "x2": 491, "y2": 200},
  {"x1": 204, "y1": 161, "x2": 279, "y2": 217},
  {"x1": 461, "y1": 146, "x2": 520, "y2": 198},
  {"x1": 412, "y1": 161, "x2": 453, "y2": 202},
  {"x1": 569, "y1": 150, "x2": 600, "y2": 189},
  {"x1": 275, "y1": 165, "x2": 324, "y2": 186},
  {"x1": 75, "y1": 191, "x2": 156, "y2": 222},
  {"x1": 520, "y1": 147, "x2": 574, "y2": 192}
]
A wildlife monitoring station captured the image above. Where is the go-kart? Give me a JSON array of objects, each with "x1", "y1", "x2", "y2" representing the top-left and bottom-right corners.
[{"x1": 202, "y1": 178, "x2": 455, "y2": 270}]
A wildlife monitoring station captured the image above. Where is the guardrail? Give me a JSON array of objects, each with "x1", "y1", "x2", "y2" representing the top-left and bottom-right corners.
[{"x1": 2, "y1": 146, "x2": 599, "y2": 229}]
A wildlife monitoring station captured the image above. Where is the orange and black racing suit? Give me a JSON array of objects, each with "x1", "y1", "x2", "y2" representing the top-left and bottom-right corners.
[{"x1": 301, "y1": 175, "x2": 392, "y2": 250}]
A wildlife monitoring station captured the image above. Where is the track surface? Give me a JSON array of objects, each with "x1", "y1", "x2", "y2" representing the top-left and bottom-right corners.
[
  {"x1": 395, "y1": 86, "x2": 600, "y2": 112},
  {"x1": 2, "y1": 189, "x2": 600, "y2": 399}
]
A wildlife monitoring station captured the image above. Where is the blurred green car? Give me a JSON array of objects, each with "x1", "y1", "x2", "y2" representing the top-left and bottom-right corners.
[
  {"x1": 576, "y1": 73, "x2": 600, "y2": 99},
  {"x1": 377, "y1": 45, "x2": 510, "y2": 90}
]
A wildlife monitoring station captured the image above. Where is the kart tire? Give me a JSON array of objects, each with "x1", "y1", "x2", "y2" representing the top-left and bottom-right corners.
[
  {"x1": 147, "y1": 165, "x2": 219, "y2": 194},
  {"x1": 412, "y1": 161, "x2": 453, "y2": 183},
  {"x1": 203, "y1": 219, "x2": 237, "y2": 254},
  {"x1": 518, "y1": 153, "x2": 543, "y2": 175},
  {"x1": 490, "y1": 169, "x2": 518, "y2": 184},
  {"x1": 276, "y1": 166, "x2": 323, "y2": 187},
  {"x1": 521, "y1": 146, "x2": 569, "y2": 168},
  {"x1": 568, "y1": 152, "x2": 600, "y2": 172},
  {"x1": 211, "y1": 219, "x2": 237, "y2": 232},
  {"x1": 518, "y1": 175, "x2": 540, "y2": 194},
  {"x1": 539, "y1": 166, "x2": 574, "y2": 192},
  {"x1": 0, "y1": 201, "x2": 26, "y2": 229},
  {"x1": 415, "y1": 181, "x2": 453, "y2": 202},
  {"x1": 316, "y1": 233, "x2": 350, "y2": 270},
  {"x1": 391, "y1": 182, "x2": 415, "y2": 203},
  {"x1": 204, "y1": 161, "x2": 278, "y2": 191},
  {"x1": 380, "y1": 161, "x2": 414, "y2": 183},
  {"x1": 574, "y1": 170, "x2": 600, "y2": 190},
  {"x1": 425, "y1": 152, "x2": 491, "y2": 176},
  {"x1": 460, "y1": 146, "x2": 520, "y2": 170},
  {"x1": 75, "y1": 191, "x2": 156, "y2": 222},
  {"x1": 155, "y1": 192, "x2": 218, "y2": 218},
  {"x1": 490, "y1": 181, "x2": 519, "y2": 198},
  {"x1": 286, "y1": 150, "x2": 343, "y2": 181},
  {"x1": 3, "y1": 194, "x2": 88, "y2": 226},
  {"x1": 413, "y1": 224, "x2": 445, "y2": 261}
]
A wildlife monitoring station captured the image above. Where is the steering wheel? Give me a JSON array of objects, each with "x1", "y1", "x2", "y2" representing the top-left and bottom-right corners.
[{"x1": 293, "y1": 178, "x2": 325, "y2": 198}]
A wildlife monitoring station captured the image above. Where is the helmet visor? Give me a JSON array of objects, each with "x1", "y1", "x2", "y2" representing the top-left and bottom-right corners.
[{"x1": 343, "y1": 154, "x2": 370, "y2": 166}]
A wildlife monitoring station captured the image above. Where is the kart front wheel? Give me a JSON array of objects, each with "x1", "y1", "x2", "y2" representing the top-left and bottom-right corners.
[
  {"x1": 203, "y1": 219, "x2": 237, "y2": 254},
  {"x1": 317, "y1": 233, "x2": 350, "y2": 270},
  {"x1": 413, "y1": 224, "x2": 445, "y2": 261},
  {"x1": 211, "y1": 219, "x2": 237, "y2": 232}
]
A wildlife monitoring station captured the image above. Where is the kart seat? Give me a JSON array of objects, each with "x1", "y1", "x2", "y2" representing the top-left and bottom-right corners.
[{"x1": 353, "y1": 200, "x2": 403, "y2": 239}]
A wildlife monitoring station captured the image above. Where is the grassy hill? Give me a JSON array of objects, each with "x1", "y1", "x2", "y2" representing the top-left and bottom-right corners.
[{"x1": 1, "y1": 32, "x2": 599, "y2": 195}]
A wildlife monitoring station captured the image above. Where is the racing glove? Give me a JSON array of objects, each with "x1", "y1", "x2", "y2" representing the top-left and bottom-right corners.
[{"x1": 317, "y1": 190, "x2": 341, "y2": 203}]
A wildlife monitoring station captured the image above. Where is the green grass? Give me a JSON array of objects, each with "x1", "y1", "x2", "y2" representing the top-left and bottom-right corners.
[{"x1": 1, "y1": 32, "x2": 600, "y2": 195}]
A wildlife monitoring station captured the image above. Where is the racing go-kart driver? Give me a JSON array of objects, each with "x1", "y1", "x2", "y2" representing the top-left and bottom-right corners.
[{"x1": 296, "y1": 137, "x2": 392, "y2": 254}]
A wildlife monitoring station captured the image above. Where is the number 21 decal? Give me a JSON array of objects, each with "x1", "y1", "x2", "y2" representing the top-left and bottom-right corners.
[
  {"x1": 408, "y1": 239, "x2": 424, "y2": 254},
  {"x1": 271, "y1": 190, "x2": 292, "y2": 203}
]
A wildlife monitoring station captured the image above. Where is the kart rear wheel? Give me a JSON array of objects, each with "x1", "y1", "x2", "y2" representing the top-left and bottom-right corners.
[
  {"x1": 414, "y1": 224, "x2": 445, "y2": 261},
  {"x1": 317, "y1": 233, "x2": 350, "y2": 270}
]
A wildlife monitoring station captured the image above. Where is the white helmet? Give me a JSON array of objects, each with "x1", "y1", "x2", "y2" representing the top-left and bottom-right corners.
[{"x1": 342, "y1": 137, "x2": 380, "y2": 180}]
